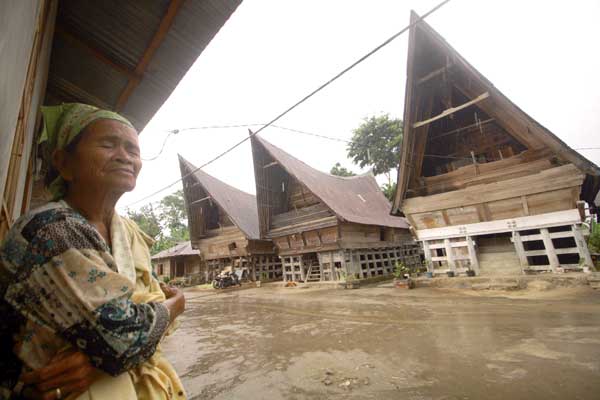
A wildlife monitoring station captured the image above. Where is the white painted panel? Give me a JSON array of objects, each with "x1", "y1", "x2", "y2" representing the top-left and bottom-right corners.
[{"x1": 415, "y1": 209, "x2": 582, "y2": 241}]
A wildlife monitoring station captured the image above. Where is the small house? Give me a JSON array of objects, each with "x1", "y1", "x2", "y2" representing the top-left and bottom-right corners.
[{"x1": 151, "y1": 241, "x2": 201, "y2": 281}]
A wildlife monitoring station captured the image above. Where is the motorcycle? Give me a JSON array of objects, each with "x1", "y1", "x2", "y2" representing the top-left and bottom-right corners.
[{"x1": 212, "y1": 270, "x2": 242, "y2": 289}]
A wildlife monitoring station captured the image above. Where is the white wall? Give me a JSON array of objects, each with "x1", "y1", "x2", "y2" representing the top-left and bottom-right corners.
[{"x1": 0, "y1": 0, "x2": 41, "y2": 199}]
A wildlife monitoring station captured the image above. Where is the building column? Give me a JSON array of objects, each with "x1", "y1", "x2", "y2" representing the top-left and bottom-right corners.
[
  {"x1": 540, "y1": 228, "x2": 559, "y2": 272},
  {"x1": 572, "y1": 224, "x2": 593, "y2": 272}
]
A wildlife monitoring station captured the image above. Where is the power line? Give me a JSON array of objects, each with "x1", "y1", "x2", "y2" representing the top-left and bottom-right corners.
[
  {"x1": 124, "y1": 0, "x2": 453, "y2": 207},
  {"x1": 141, "y1": 130, "x2": 176, "y2": 161}
]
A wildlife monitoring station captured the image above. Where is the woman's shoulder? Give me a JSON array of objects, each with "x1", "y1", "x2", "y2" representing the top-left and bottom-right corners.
[
  {"x1": 3, "y1": 201, "x2": 106, "y2": 256},
  {"x1": 10, "y1": 201, "x2": 83, "y2": 236}
]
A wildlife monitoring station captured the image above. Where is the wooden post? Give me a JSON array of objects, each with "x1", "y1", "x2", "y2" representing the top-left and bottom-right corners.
[
  {"x1": 444, "y1": 239, "x2": 456, "y2": 272},
  {"x1": 512, "y1": 231, "x2": 528, "y2": 273},
  {"x1": 572, "y1": 224, "x2": 593, "y2": 272},
  {"x1": 299, "y1": 255, "x2": 306, "y2": 282},
  {"x1": 422, "y1": 240, "x2": 433, "y2": 273},
  {"x1": 540, "y1": 228, "x2": 559, "y2": 272},
  {"x1": 251, "y1": 257, "x2": 257, "y2": 281},
  {"x1": 466, "y1": 236, "x2": 480, "y2": 274}
]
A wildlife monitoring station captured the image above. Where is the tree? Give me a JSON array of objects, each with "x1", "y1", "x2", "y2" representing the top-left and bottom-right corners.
[
  {"x1": 127, "y1": 189, "x2": 190, "y2": 255},
  {"x1": 157, "y1": 190, "x2": 189, "y2": 243},
  {"x1": 127, "y1": 204, "x2": 161, "y2": 239},
  {"x1": 380, "y1": 182, "x2": 397, "y2": 203},
  {"x1": 347, "y1": 114, "x2": 402, "y2": 185},
  {"x1": 330, "y1": 162, "x2": 356, "y2": 177}
]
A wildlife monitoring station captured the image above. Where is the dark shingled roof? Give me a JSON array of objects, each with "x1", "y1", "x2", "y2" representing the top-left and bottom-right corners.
[
  {"x1": 253, "y1": 136, "x2": 409, "y2": 229},
  {"x1": 178, "y1": 155, "x2": 261, "y2": 240},
  {"x1": 151, "y1": 241, "x2": 199, "y2": 260}
]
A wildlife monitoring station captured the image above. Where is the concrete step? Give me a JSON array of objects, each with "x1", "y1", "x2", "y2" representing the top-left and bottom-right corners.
[{"x1": 478, "y1": 251, "x2": 522, "y2": 276}]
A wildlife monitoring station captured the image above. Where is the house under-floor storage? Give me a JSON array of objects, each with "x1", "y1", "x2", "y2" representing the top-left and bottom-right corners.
[
  {"x1": 251, "y1": 135, "x2": 421, "y2": 282},
  {"x1": 391, "y1": 12, "x2": 600, "y2": 276},
  {"x1": 179, "y1": 155, "x2": 281, "y2": 281}
]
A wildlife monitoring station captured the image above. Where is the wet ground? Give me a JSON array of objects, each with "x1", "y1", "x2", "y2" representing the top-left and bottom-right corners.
[{"x1": 162, "y1": 283, "x2": 600, "y2": 400}]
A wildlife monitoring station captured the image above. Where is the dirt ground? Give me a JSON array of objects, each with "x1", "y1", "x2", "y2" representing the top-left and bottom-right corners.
[{"x1": 162, "y1": 282, "x2": 600, "y2": 400}]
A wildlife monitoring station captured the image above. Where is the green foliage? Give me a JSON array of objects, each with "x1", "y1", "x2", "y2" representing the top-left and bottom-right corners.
[
  {"x1": 381, "y1": 182, "x2": 397, "y2": 202},
  {"x1": 127, "y1": 189, "x2": 190, "y2": 255},
  {"x1": 347, "y1": 114, "x2": 402, "y2": 180},
  {"x1": 330, "y1": 162, "x2": 356, "y2": 177},
  {"x1": 589, "y1": 218, "x2": 600, "y2": 253},
  {"x1": 127, "y1": 204, "x2": 161, "y2": 238},
  {"x1": 393, "y1": 261, "x2": 409, "y2": 279}
]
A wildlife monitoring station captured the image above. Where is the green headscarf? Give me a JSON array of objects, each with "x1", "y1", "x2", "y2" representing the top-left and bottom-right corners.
[{"x1": 39, "y1": 103, "x2": 134, "y2": 200}]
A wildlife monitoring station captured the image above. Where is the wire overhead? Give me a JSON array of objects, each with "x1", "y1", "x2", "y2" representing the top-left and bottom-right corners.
[{"x1": 124, "y1": 0, "x2": 453, "y2": 207}]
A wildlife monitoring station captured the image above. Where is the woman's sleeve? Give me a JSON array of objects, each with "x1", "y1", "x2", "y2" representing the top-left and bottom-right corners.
[{"x1": 3, "y1": 209, "x2": 170, "y2": 376}]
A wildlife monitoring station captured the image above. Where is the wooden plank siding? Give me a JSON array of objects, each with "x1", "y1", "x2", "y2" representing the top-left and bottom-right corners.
[
  {"x1": 404, "y1": 164, "x2": 584, "y2": 230},
  {"x1": 196, "y1": 226, "x2": 249, "y2": 260}
]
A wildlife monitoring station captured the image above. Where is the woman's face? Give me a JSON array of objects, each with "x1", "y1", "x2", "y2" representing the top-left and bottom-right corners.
[{"x1": 56, "y1": 119, "x2": 142, "y2": 194}]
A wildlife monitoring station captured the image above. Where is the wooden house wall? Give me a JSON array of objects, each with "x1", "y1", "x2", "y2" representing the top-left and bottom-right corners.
[
  {"x1": 272, "y1": 225, "x2": 340, "y2": 256},
  {"x1": 196, "y1": 225, "x2": 249, "y2": 261},
  {"x1": 404, "y1": 164, "x2": 584, "y2": 230},
  {"x1": 339, "y1": 223, "x2": 413, "y2": 247}
]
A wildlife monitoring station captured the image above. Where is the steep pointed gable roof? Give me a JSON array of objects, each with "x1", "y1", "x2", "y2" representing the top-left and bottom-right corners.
[
  {"x1": 392, "y1": 11, "x2": 600, "y2": 214},
  {"x1": 251, "y1": 135, "x2": 409, "y2": 229},
  {"x1": 178, "y1": 155, "x2": 261, "y2": 239}
]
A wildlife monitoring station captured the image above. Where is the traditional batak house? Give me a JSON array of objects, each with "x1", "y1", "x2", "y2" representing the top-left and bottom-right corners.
[
  {"x1": 179, "y1": 155, "x2": 282, "y2": 281},
  {"x1": 250, "y1": 135, "x2": 420, "y2": 283},
  {"x1": 151, "y1": 241, "x2": 201, "y2": 281},
  {"x1": 391, "y1": 12, "x2": 600, "y2": 276}
]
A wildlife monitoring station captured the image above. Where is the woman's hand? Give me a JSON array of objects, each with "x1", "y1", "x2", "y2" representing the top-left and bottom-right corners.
[
  {"x1": 162, "y1": 284, "x2": 185, "y2": 324},
  {"x1": 20, "y1": 350, "x2": 98, "y2": 399},
  {"x1": 160, "y1": 281, "x2": 178, "y2": 299}
]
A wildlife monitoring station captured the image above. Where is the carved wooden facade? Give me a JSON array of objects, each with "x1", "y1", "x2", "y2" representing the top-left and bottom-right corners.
[
  {"x1": 392, "y1": 12, "x2": 600, "y2": 275},
  {"x1": 251, "y1": 135, "x2": 420, "y2": 282},
  {"x1": 179, "y1": 156, "x2": 282, "y2": 281}
]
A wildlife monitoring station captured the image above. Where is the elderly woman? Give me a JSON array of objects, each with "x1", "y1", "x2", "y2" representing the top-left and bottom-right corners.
[{"x1": 0, "y1": 103, "x2": 186, "y2": 399}]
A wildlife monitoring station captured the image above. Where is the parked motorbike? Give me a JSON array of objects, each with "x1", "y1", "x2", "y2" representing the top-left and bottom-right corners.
[{"x1": 212, "y1": 271, "x2": 242, "y2": 289}]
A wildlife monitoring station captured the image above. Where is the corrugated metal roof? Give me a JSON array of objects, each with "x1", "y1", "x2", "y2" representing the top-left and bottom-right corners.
[
  {"x1": 179, "y1": 155, "x2": 261, "y2": 239},
  {"x1": 151, "y1": 241, "x2": 199, "y2": 260},
  {"x1": 46, "y1": 0, "x2": 242, "y2": 131},
  {"x1": 252, "y1": 136, "x2": 410, "y2": 230}
]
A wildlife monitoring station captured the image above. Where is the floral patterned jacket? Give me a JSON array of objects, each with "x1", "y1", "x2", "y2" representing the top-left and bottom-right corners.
[{"x1": 0, "y1": 201, "x2": 170, "y2": 398}]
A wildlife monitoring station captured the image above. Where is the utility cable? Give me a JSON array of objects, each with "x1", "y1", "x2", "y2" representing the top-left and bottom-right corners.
[{"x1": 124, "y1": 0, "x2": 452, "y2": 207}]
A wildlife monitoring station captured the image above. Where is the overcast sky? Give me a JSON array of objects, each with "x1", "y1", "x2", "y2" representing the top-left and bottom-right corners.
[{"x1": 117, "y1": 0, "x2": 600, "y2": 212}]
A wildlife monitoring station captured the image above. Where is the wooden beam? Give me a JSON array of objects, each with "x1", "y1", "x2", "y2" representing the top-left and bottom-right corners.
[
  {"x1": 443, "y1": 238, "x2": 456, "y2": 272},
  {"x1": 189, "y1": 195, "x2": 211, "y2": 206},
  {"x1": 416, "y1": 63, "x2": 454, "y2": 85},
  {"x1": 115, "y1": 0, "x2": 185, "y2": 111},
  {"x1": 55, "y1": 24, "x2": 139, "y2": 81},
  {"x1": 572, "y1": 224, "x2": 593, "y2": 270},
  {"x1": 521, "y1": 195, "x2": 530, "y2": 216},
  {"x1": 466, "y1": 236, "x2": 479, "y2": 274},
  {"x1": 430, "y1": 118, "x2": 495, "y2": 141},
  {"x1": 415, "y1": 209, "x2": 582, "y2": 241},
  {"x1": 540, "y1": 228, "x2": 559, "y2": 272},
  {"x1": 413, "y1": 92, "x2": 490, "y2": 128},
  {"x1": 263, "y1": 161, "x2": 279, "y2": 169}
]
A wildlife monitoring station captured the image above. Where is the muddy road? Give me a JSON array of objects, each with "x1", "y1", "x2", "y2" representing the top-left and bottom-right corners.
[{"x1": 162, "y1": 284, "x2": 600, "y2": 399}]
